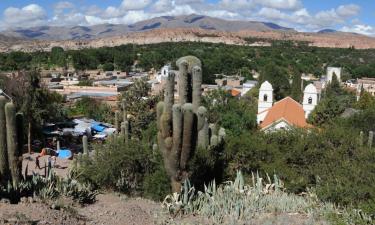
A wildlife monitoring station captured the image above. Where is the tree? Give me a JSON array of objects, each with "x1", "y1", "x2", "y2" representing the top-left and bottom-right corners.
[
  {"x1": 259, "y1": 62, "x2": 290, "y2": 101},
  {"x1": 120, "y1": 79, "x2": 161, "y2": 137},
  {"x1": 290, "y1": 72, "x2": 302, "y2": 102},
  {"x1": 50, "y1": 47, "x2": 66, "y2": 68},
  {"x1": 102, "y1": 63, "x2": 114, "y2": 72},
  {"x1": 114, "y1": 52, "x2": 134, "y2": 72}
]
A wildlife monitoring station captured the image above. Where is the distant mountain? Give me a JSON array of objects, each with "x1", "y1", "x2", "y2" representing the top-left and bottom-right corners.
[
  {"x1": 1, "y1": 14, "x2": 294, "y2": 41},
  {"x1": 317, "y1": 29, "x2": 338, "y2": 34}
]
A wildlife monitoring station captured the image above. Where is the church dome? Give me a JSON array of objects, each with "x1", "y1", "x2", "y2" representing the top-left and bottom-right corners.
[
  {"x1": 260, "y1": 81, "x2": 273, "y2": 91},
  {"x1": 304, "y1": 84, "x2": 317, "y2": 94}
]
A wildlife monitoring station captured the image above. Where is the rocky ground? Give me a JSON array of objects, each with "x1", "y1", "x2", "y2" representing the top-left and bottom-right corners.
[{"x1": 0, "y1": 154, "x2": 329, "y2": 225}]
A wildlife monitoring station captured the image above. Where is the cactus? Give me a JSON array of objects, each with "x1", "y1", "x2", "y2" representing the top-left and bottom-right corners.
[
  {"x1": 115, "y1": 110, "x2": 120, "y2": 133},
  {"x1": 359, "y1": 131, "x2": 364, "y2": 146},
  {"x1": 83, "y1": 135, "x2": 89, "y2": 155},
  {"x1": 121, "y1": 121, "x2": 130, "y2": 143},
  {"x1": 5, "y1": 102, "x2": 23, "y2": 187},
  {"x1": 368, "y1": 131, "x2": 374, "y2": 148},
  {"x1": 0, "y1": 96, "x2": 8, "y2": 182},
  {"x1": 157, "y1": 56, "x2": 225, "y2": 192}
]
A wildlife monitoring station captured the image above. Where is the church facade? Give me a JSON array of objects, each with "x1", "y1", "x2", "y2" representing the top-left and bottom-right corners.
[{"x1": 257, "y1": 81, "x2": 318, "y2": 132}]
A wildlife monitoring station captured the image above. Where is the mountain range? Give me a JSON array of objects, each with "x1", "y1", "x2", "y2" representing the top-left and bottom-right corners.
[
  {"x1": 1, "y1": 14, "x2": 294, "y2": 41},
  {"x1": 1, "y1": 14, "x2": 375, "y2": 52}
]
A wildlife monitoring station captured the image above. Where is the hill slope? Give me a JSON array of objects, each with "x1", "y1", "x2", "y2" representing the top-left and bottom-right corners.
[{"x1": 1, "y1": 14, "x2": 293, "y2": 41}]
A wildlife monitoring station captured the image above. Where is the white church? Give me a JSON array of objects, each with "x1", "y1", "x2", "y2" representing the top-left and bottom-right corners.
[{"x1": 257, "y1": 81, "x2": 318, "y2": 132}]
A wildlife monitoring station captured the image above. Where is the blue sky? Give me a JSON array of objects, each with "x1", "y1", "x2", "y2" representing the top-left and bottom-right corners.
[{"x1": 0, "y1": 0, "x2": 374, "y2": 35}]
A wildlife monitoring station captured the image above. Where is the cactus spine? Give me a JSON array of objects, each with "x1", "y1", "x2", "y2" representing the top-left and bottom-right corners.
[
  {"x1": 5, "y1": 102, "x2": 23, "y2": 187},
  {"x1": 157, "y1": 56, "x2": 225, "y2": 192}
]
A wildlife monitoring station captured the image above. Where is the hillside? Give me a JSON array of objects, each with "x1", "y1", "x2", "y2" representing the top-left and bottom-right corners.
[
  {"x1": 1, "y1": 14, "x2": 293, "y2": 41},
  {"x1": 2, "y1": 27, "x2": 375, "y2": 52}
]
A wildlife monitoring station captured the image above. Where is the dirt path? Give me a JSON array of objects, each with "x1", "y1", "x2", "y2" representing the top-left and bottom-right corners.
[{"x1": 78, "y1": 194, "x2": 162, "y2": 225}]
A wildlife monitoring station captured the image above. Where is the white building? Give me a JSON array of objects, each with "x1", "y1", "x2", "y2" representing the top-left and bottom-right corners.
[
  {"x1": 157, "y1": 65, "x2": 171, "y2": 82},
  {"x1": 257, "y1": 81, "x2": 318, "y2": 131},
  {"x1": 327, "y1": 67, "x2": 342, "y2": 83},
  {"x1": 257, "y1": 81, "x2": 273, "y2": 124},
  {"x1": 302, "y1": 84, "x2": 319, "y2": 118}
]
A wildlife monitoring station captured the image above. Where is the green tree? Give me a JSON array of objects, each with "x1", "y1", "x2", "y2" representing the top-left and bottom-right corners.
[
  {"x1": 102, "y1": 63, "x2": 114, "y2": 71},
  {"x1": 50, "y1": 47, "x2": 66, "y2": 68},
  {"x1": 259, "y1": 62, "x2": 290, "y2": 100},
  {"x1": 290, "y1": 72, "x2": 302, "y2": 102}
]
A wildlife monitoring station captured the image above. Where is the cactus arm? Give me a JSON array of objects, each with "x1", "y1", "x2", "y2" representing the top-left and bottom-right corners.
[
  {"x1": 180, "y1": 103, "x2": 194, "y2": 170},
  {"x1": 178, "y1": 60, "x2": 189, "y2": 105},
  {"x1": 5, "y1": 102, "x2": 22, "y2": 187},
  {"x1": 192, "y1": 66, "x2": 202, "y2": 112}
]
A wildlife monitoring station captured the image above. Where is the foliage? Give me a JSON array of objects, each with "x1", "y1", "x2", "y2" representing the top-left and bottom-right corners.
[
  {"x1": 0, "y1": 170, "x2": 98, "y2": 205},
  {"x1": 76, "y1": 80, "x2": 93, "y2": 86},
  {"x1": 67, "y1": 96, "x2": 113, "y2": 123},
  {"x1": 224, "y1": 124, "x2": 375, "y2": 214},
  {"x1": 309, "y1": 79, "x2": 355, "y2": 126},
  {"x1": 203, "y1": 89, "x2": 257, "y2": 135},
  {"x1": 102, "y1": 63, "x2": 114, "y2": 71},
  {"x1": 163, "y1": 172, "x2": 373, "y2": 225},
  {"x1": 3, "y1": 42, "x2": 375, "y2": 84},
  {"x1": 259, "y1": 62, "x2": 290, "y2": 100},
  {"x1": 120, "y1": 78, "x2": 161, "y2": 137},
  {"x1": 77, "y1": 132, "x2": 168, "y2": 198}
]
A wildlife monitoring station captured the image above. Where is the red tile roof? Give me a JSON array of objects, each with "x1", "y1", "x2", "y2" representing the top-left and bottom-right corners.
[
  {"x1": 231, "y1": 89, "x2": 241, "y2": 97},
  {"x1": 260, "y1": 97, "x2": 308, "y2": 130}
]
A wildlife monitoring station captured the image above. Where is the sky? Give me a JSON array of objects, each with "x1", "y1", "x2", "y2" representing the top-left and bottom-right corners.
[{"x1": 0, "y1": 0, "x2": 374, "y2": 35}]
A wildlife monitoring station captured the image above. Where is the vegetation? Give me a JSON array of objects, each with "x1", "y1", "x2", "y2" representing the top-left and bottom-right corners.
[
  {"x1": 67, "y1": 96, "x2": 113, "y2": 123},
  {"x1": 2, "y1": 41, "x2": 375, "y2": 87},
  {"x1": 163, "y1": 172, "x2": 373, "y2": 225}
]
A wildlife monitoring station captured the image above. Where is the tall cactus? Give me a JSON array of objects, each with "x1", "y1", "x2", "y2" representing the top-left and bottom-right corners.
[
  {"x1": 83, "y1": 135, "x2": 89, "y2": 155},
  {"x1": 114, "y1": 110, "x2": 120, "y2": 133},
  {"x1": 157, "y1": 56, "x2": 225, "y2": 192},
  {"x1": 0, "y1": 96, "x2": 8, "y2": 182},
  {"x1": 5, "y1": 102, "x2": 23, "y2": 187},
  {"x1": 368, "y1": 131, "x2": 374, "y2": 148}
]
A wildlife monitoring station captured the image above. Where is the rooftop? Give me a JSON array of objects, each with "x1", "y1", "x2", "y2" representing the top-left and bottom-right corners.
[{"x1": 260, "y1": 97, "x2": 309, "y2": 130}]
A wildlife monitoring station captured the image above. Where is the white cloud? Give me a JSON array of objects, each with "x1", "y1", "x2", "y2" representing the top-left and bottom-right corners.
[
  {"x1": 337, "y1": 4, "x2": 360, "y2": 17},
  {"x1": 256, "y1": 0, "x2": 302, "y2": 10},
  {"x1": 2, "y1": 4, "x2": 47, "y2": 28},
  {"x1": 152, "y1": 0, "x2": 175, "y2": 13},
  {"x1": 121, "y1": 0, "x2": 152, "y2": 11},
  {"x1": 219, "y1": 0, "x2": 255, "y2": 11},
  {"x1": 341, "y1": 24, "x2": 375, "y2": 36}
]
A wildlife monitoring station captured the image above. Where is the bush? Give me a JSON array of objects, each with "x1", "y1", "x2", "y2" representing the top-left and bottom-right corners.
[{"x1": 224, "y1": 126, "x2": 375, "y2": 214}]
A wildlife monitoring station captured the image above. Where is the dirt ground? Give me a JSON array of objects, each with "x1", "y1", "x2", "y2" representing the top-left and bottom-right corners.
[
  {"x1": 0, "y1": 154, "x2": 327, "y2": 225},
  {"x1": 22, "y1": 153, "x2": 72, "y2": 178}
]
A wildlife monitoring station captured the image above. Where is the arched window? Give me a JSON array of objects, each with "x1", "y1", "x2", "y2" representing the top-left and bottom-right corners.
[
  {"x1": 308, "y1": 97, "x2": 313, "y2": 104},
  {"x1": 263, "y1": 94, "x2": 268, "y2": 102}
]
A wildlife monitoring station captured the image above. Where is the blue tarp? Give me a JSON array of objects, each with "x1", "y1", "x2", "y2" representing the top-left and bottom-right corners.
[
  {"x1": 92, "y1": 124, "x2": 106, "y2": 132},
  {"x1": 57, "y1": 149, "x2": 72, "y2": 159}
]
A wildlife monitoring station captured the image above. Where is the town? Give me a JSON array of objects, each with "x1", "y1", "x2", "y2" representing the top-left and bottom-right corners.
[{"x1": 0, "y1": 1, "x2": 375, "y2": 225}]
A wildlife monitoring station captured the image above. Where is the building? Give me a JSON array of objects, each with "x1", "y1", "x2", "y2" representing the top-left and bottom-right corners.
[
  {"x1": 242, "y1": 80, "x2": 258, "y2": 96},
  {"x1": 357, "y1": 78, "x2": 375, "y2": 97},
  {"x1": 259, "y1": 97, "x2": 310, "y2": 132},
  {"x1": 302, "y1": 84, "x2": 319, "y2": 118},
  {"x1": 257, "y1": 81, "x2": 318, "y2": 132},
  {"x1": 257, "y1": 81, "x2": 274, "y2": 124},
  {"x1": 326, "y1": 67, "x2": 342, "y2": 83}
]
